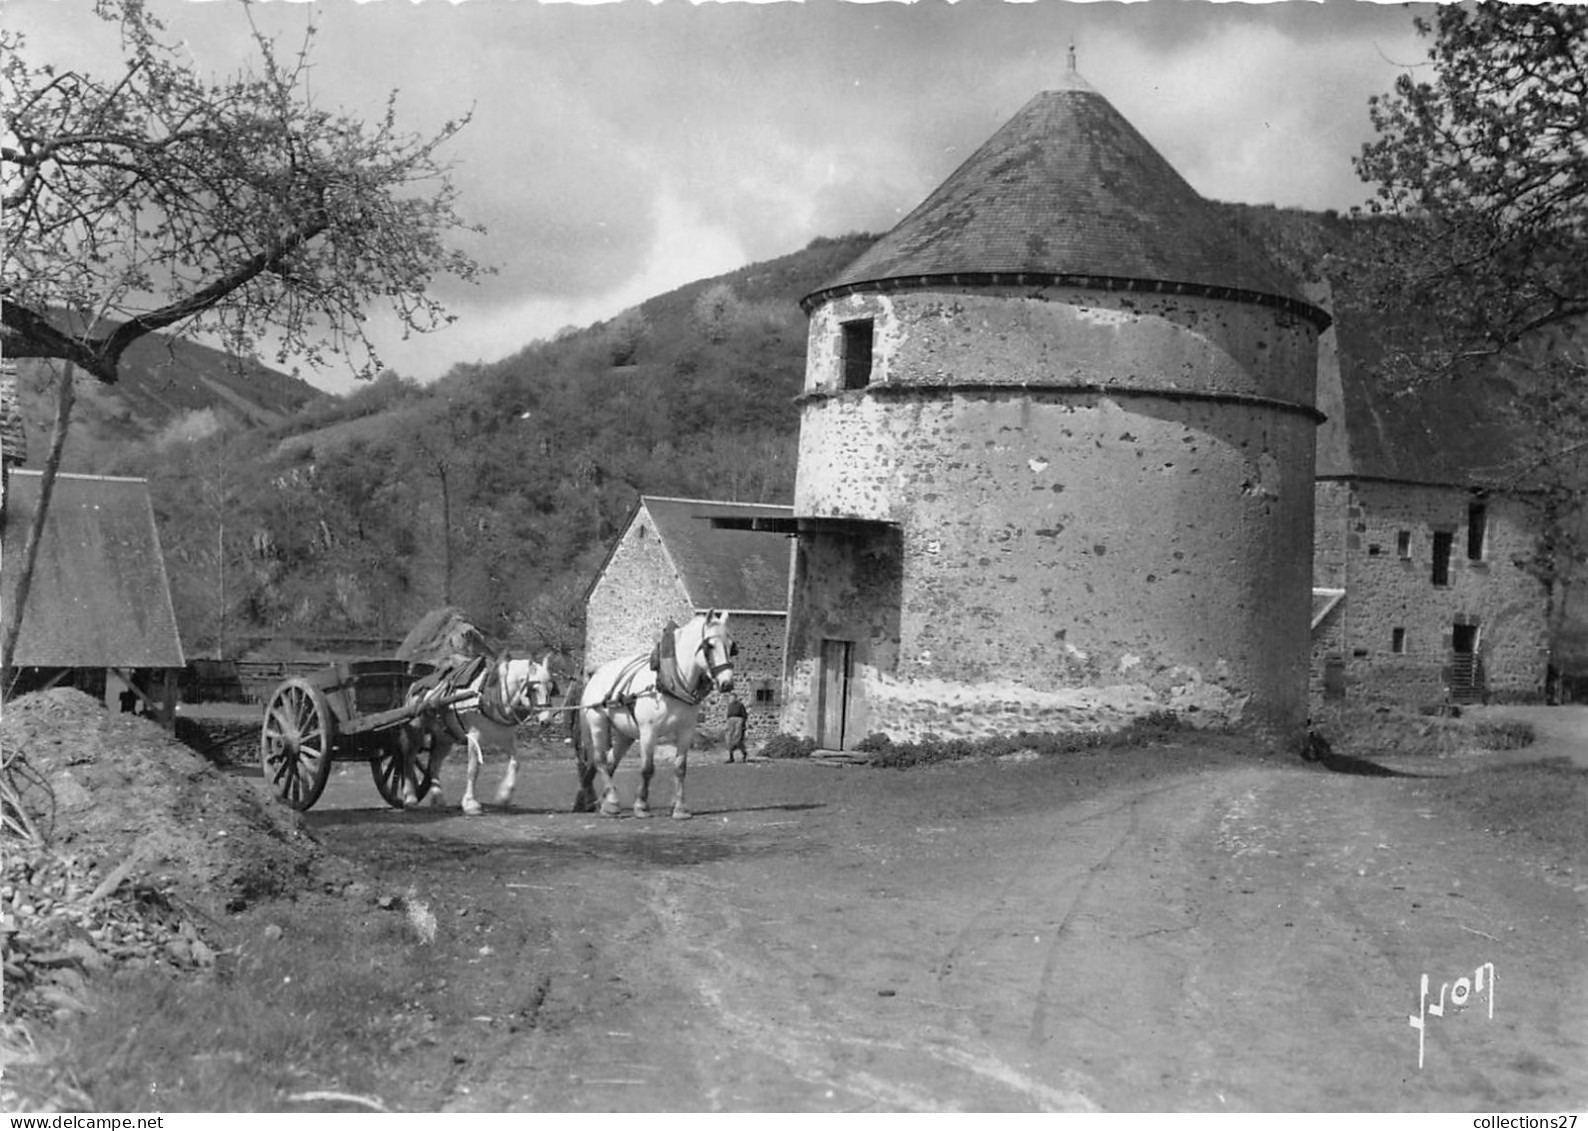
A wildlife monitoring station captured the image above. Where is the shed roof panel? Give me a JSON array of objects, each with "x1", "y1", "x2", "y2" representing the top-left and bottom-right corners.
[{"x1": 2, "y1": 471, "x2": 186, "y2": 668}]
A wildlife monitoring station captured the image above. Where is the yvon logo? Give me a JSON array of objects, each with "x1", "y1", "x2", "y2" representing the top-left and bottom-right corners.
[{"x1": 1410, "y1": 961, "x2": 1495, "y2": 1069}]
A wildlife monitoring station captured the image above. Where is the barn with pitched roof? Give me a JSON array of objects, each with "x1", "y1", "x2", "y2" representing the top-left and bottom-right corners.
[
  {"x1": 770, "y1": 65, "x2": 1330, "y2": 748},
  {"x1": 2, "y1": 469, "x2": 187, "y2": 719},
  {"x1": 583, "y1": 495, "x2": 793, "y2": 745},
  {"x1": 1309, "y1": 282, "x2": 1550, "y2": 706}
]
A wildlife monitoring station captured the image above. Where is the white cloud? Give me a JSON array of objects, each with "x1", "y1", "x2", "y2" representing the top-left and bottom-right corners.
[
  {"x1": 5, "y1": 0, "x2": 1433, "y2": 392},
  {"x1": 309, "y1": 181, "x2": 748, "y2": 393}
]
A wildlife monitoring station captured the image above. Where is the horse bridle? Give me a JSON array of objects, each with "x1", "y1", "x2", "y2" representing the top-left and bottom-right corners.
[
  {"x1": 485, "y1": 663, "x2": 560, "y2": 727},
  {"x1": 697, "y1": 630, "x2": 737, "y2": 686},
  {"x1": 521, "y1": 670, "x2": 560, "y2": 721}
]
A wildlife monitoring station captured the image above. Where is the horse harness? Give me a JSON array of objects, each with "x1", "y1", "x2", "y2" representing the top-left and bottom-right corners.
[
  {"x1": 415, "y1": 655, "x2": 553, "y2": 732},
  {"x1": 591, "y1": 623, "x2": 736, "y2": 714}
]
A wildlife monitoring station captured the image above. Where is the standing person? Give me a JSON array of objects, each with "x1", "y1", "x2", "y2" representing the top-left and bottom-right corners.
[{"x1": 724, "y1": 694, "x2": 749, "y2": 763}]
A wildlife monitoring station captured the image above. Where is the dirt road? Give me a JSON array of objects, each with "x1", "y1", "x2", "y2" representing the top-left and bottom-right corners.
[{"x1": 304, "y1": 735, "x2": 1588, "y2": 1112}]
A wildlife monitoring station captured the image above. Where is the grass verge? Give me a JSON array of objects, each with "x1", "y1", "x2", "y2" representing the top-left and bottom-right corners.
[
  {"x1": 853, "y1": 712, "x2": 1189, "y2": 768},
  {"x1": 1422, "y1": 758, "x2": 1588, "y2": 867},
  {"x1": 1309, "y1": 702, "x2": 1536, "y2": 761}
]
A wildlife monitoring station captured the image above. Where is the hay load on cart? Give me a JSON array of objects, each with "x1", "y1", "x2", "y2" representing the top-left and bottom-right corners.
[{"x1": 259, "y1": 609, "x2": 500, "y2": 812}]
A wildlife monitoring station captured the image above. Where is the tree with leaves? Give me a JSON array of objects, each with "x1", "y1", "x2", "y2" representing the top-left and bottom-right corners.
[
  {"x1": 2, "y1": 0, "x2": 484, "y2": 382},
  {"x1": 1354, "y1": 2, "x2": 1588, "y2": 633},
  {"x1": 1355, "y1": 2, "x2": 1586, "y2": 401},
  {"x1": 1, "y1": 0, "x2": 485, "y2": 685}
]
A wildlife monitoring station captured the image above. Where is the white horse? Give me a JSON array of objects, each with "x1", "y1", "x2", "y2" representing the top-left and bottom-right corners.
[
  {"x1": 576, "y1": 610, "x2": 735, "y2": 820},
  {"x1": 403, "y1": 653, "x2": 557, "y2": 816}
]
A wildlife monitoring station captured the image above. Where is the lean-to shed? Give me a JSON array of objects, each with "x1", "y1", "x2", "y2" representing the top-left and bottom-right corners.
[{"x1": 2, "y1": 470, "x2": 187, "y2": 720}]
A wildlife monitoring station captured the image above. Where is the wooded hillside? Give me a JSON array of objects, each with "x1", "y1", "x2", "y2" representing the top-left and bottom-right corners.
[{"x1": 108, "y1": 233, "x2": 877, "y2": 663}]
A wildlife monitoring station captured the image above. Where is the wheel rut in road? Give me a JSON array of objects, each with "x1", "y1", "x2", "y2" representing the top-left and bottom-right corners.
[{"x1": 306, "y1": 745, "x2": 1588, "y2": 1112}]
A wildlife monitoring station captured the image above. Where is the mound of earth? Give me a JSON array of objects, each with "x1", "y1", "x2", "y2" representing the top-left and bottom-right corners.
[{"x1": 2, "y1": 688, "x2": 350, "y2": 916}]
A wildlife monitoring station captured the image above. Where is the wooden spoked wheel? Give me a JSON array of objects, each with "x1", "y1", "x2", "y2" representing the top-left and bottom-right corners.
[
  {"x1": 260, "y1": 679, "x2": 335, "y2": 811},
  {"x1": 371, "y1": 723, "x2": 435, "y2": 809}
]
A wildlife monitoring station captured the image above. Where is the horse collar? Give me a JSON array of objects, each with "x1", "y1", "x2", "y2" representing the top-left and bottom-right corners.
[{"x1": 477, "y1": 666, "x2": 526, "y2": 727}]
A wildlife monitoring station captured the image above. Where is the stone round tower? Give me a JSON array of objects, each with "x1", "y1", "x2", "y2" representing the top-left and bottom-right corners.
[{"x1": 779, "y1": 71, "x2": 1330, "y2": 748}]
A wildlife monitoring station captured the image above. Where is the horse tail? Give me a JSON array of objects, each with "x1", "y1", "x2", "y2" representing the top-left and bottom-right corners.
[{"x1": 569, "y1": 696, "x2": 603, "y2": 813}]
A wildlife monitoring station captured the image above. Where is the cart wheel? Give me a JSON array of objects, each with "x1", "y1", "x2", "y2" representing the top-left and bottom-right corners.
[
  {"x1": 260, "y1": 679, "x2": 335, "y2": 811},
  {"x1": 371, "y1": 724, "x2": 435, "y2": 809}
]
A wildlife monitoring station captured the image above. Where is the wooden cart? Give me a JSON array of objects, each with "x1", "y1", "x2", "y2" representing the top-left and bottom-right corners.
[{"x1": 258, "y1": 658, "x2": 463, "y2": 811}]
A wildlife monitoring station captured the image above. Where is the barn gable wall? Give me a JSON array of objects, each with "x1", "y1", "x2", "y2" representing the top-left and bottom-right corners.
[{"x1": 584, "y1": 506, "x2": 689, "y2": 676}]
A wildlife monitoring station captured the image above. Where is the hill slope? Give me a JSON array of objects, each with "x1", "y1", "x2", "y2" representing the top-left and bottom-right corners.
[{"x1": 11, "y1": 331, "x2": 320, "y2": 472}]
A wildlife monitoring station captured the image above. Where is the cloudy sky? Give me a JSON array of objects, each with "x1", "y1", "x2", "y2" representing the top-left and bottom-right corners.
[{"x1": 8, "y1": 0, "x2": 1434, "y2": 393}]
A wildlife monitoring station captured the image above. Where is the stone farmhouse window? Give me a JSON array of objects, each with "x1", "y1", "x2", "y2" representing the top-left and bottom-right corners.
[
  {"x1": 754, "y1": 685, "x2": 777, "y2": 705},
  {"x1": 1432, "y1": 530, "x2": 1454, "y2": 587},
  {"x1": 1392, "y1": 627, "x2": 1406, "y2": 654},
  {"x1": 841, "y1": 319, "x2": 875, "y2": 390},
  {"x1": 1467, "y1": 502, "x2": 1488, "y2": 561},
  {"x1": 1397, "y1": 530, "x2": 1412, "y2": 559}
]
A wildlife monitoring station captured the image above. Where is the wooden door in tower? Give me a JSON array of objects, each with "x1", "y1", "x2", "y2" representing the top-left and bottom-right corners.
[{"x1": 816, "y1": 639, "x2": 852, "y2": 750}]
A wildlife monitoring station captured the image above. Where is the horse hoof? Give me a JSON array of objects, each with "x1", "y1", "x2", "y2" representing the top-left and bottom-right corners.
[
  {"x1": 463, "y1": 800, "x2": 483, "y2": 817},
  {"x1": 600, "y1": 799, "x2": 622, "y2": 817},
  {"x1": 634, "y1": 802, "x2": 653, "y2": 819},
  {"x1": 672, "y1": 805, "x2": 692, "y2": 821}
]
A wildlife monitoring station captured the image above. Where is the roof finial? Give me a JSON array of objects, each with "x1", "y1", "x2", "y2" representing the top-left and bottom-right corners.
[{"x1": 1067, "y1": 43, "x2": 1077, "y2": 73}]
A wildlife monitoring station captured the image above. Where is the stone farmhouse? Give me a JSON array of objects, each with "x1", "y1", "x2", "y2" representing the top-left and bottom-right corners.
[
  {"x1": 723, "y1": 66, "x2": 1331, "y2": 749},
  {"x1": 1309, "y1": 289, "x2": 1550, "y2": 707},
  {"x1": 582, "y1": 495, "x2": 793, "y2": 746}
]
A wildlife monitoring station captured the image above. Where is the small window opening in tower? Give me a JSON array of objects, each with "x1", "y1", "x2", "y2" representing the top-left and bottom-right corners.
[
  {"x1": 1397, "y1": 530, "x2": 1412, "y2": 559},
  {"x1": 1467, "y1": 501, "x2": 1488, "y2": 561},
  {"x1": 1432, "y1": 530, "x2": 1454, "y2": 587},
  {"x1": 841, "y1": 319, "x2": 875, "y2": 390},
  {"x1": 1391, "y1": 627, "x2": 1406, "y2": 654}
]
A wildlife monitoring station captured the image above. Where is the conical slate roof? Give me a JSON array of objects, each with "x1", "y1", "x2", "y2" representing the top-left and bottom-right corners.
[{"x1": 808, "y1": 75, "x2": 1323, "y2": 324}]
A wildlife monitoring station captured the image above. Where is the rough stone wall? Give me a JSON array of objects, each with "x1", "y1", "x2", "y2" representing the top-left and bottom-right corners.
[
  {"x1": 721, "y1": 612, "x2": 786, "y2": 746},
  {"x1": 583, "y1": 507, "x2": 788, "y2": 743},
  {"x1": 1308, "y1": 480, "x2": 1352, "y2": 703},
  {"x1": 805, "y1": 285, "x2": 1318, "y2": 407},
  {"x1": 1310, "y1": 601, "x2": 1347, "y2": 703},
  {"x1": 0, "y1": 362, "x2": 24, "y2": 520},
  {"x1": 1313, "y1": 481, "x2": 1351, "y2": 590},
  {"x1": 780, "y1": 526, "x2": 903, "y2": 745},
  {"x1": 783, "y1": 285, "x2": 1320, "y2": 744},
  {"x1": 1311, "y1": 480, "x2": 1548, "y2": 707}
]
